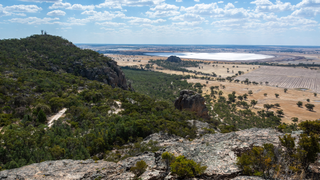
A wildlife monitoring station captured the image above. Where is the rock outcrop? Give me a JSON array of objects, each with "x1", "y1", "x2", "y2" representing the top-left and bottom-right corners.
[
  {"x1": 0, "y1": 128, "x2": 285, "y2": 180},
  {"x1": 174, "y1": 90, "x2": 209, "y2": 119},
  {"x1": 68, "y1": 60, "x2": 129, "y2": 90},
  {"x1": 166, "y1": 55, "x2": 181, "y2": 63}
]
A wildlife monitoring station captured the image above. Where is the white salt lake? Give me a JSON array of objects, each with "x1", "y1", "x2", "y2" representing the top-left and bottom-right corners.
[{"x1": 144, "y1": 52, "x2": 274, "y2": 61}]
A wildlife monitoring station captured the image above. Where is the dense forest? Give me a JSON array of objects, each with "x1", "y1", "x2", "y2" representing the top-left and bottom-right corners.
[{"x1": 122, "y1": 68, "x2": 195, "y2": 102}]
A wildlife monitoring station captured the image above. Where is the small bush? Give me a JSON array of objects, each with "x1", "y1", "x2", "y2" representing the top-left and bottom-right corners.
[
  {"x1": 170, "y1": 155, "x2": 207, "y2": 178},
  {"x1": 130, "y1": 160, "x2": 148, "y2": 177}
]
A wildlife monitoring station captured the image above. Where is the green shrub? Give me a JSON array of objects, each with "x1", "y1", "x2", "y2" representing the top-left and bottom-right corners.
[
  {"x1": 170, "y1": 155, "x2": 207, "y2": 178},
  {"x1": 298, "y1": 120, "x2": 320, "y2": 135},
  {"x1": 130, "y1": 160, "x2": 148, "y2": 177},
  {"x1": 161, "y1": 152, "x2": 175, "y2": 172}
]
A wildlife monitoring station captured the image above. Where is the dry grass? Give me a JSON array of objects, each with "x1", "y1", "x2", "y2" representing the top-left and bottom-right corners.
[{"x1": 189, "y1": 78, "x2": 320, "y2": 124}]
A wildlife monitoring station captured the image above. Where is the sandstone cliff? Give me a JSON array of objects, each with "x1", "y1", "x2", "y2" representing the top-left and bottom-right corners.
[
  {"x1": 0, "y1": 128, "x2": 285, "y2": 180},
  {"x1": 174, "y1": 90, "x2": 209, "y2": 119}
]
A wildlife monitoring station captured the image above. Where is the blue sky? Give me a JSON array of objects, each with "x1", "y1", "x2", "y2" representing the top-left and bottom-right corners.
[{"x1": 0, "y1": 0, "x2": 320, "y2": 45}]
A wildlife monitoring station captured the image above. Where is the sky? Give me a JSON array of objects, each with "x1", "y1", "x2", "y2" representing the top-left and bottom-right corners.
[{"x1": 0, "y1": 0, "x2": 320, "y2": 45}]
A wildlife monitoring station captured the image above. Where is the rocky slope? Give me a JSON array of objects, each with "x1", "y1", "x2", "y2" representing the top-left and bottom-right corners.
[
  {"x1": 0, "y1": 128, "x2": 284, "y2": 180},
  {"x1": 174, "y1": 90, "x2": 209, "y2": 119}
]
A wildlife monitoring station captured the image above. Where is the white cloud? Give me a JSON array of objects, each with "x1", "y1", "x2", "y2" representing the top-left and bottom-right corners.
[
  {"x1": 127, "y1": 17, "x2": 166, "y2": 25},
  {"x1": 49, "y1": 2, "x2": 95, "y2": 10},
  {"x1": 173, "y1": 21, "x2": 202, "y2": 26},
  {"x1": 5, "y1": 5, "x2": 42, "y2": 13},
  {"x1": 146, "y1": 10, "x2": 180, "y2": 18},
  {"x1": 194, "y1": 0, "x2": 200, "y2": 2},
  {"x1": 47, "y1": 10, "x2": 66, "y2": 16},
  {"x1": 170, "y1": 14, "x2": 205, "y2": 22},
  {"x1": 181, "y1": 3, "x2": 220, "y2": 15},
  {"x1": 67, "y1": 4, "x2": 95, "y2": 11},
  {"x1": 296, "y1": 0, "x2": 320, "y2": 8},
  {"x1": 250, "y1": 0, "x2": 272, "y2": 6},
  {"x1": 150, "y1": 3, "x2": 179, "y2": 11},
  {"x1": 97, "y1": 0, "x2": 165, "y2": 9},
  {"x1": 292, "y1": 7, "x2": 320, "y2": 17},
  {"x1": 9, "y1": 17, "x2": 59, "y2": 24},
  {"x1": 211, "y1": 14, "x2": 318, "y2": 32},
  {"x1": 176, "y1": 0, "x2": 182, "y2": 2},
  {"x1": 225, "y1": 3, "x2": 235, "y2": 9},
  {"x1": 58, "y1": 11, "x2": 126, "y2": 26},
  {"x1": 20, "y1": 0, "x2": 61, "y2": 3},
  {"x1": 146, "y1": 3, "x2": 180, "y2": 18},
  {"x1": 96, "y1": 21, "x2": 125, "y2": 26},
  {"x1": 251, "y1": 0, "x2": 294, "y2": 12},
  {"x1": 49, "y1": 2, "x2": 71, "y2": 9},
  {"x1": 218, "y1": 1, "x2": 224, "y2": 3}
]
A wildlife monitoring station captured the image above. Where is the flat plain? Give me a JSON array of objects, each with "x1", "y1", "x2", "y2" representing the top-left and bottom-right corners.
[{"x1": 235, "y1": 66, "x2": 320, "y2": 93}]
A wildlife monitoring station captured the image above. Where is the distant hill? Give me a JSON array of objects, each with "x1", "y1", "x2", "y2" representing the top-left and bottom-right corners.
[{"x1": 0, "y1": 34, "x2": 128, "y2": 90}]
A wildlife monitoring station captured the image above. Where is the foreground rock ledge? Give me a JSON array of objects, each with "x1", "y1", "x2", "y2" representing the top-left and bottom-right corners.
[{"x1": 0, "y1": 128, "x2": 284, "y2": 180}]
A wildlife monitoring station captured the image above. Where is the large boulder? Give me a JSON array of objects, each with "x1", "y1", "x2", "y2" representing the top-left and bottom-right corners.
[
  {"x1": 166, "y1": 56, "x2": 181, "y2": 63},
  {"x1": 174, "y1": 90, "x2": 209, "y2": 119}
]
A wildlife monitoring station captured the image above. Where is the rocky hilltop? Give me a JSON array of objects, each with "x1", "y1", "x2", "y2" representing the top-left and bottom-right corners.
[
  {"x1": 0, "y1": 34, "x2": 129, "y2": 90},
  {"x1": 166, "y1": 55, "x2": 181, "y2": 63},
  {"x1": 174, "y1": 90, "x2": 209, "y2": 119},
  {"x1": 0, "y1": 128, "x2": 283, "y2": 180}
]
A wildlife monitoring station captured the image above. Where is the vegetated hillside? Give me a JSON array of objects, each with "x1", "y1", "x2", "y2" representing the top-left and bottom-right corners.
[
  {"x1": 0, "y1": 34, "x2": 128, "y2": 90},
  {"x1": 0, "y1": 66, "x2": 198, "y2": 170},
  {"x1": 0, "y1": 34, "x2": 201, "y2": 170}
]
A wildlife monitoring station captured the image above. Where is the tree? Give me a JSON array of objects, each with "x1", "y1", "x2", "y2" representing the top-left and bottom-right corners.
[
  {"x1": 263, "y1": 104, "x2": 274, "y2": 111},
  {"x1": 314, "y1": 93, "x2": 317, "y2": 97},
  {"x1": 49, "y1": 145, "x2": 65, "y2": 160},
  {"x1": 162, "y1": 152, "x2": 175, "y2": 173},
  {"x1": 297, "y1": 101, "x2": 303, "y2": 107},
  {"x1": 264, "y1": 93, "x2": 267, "y2": 97},
  {"x1": 276, "y1": 109, "x2": 284, "y2": 117},
  {"x1": 130, "y1": 160, "x2": 148, "y2": 177},
  {"x1": 284, "y1": 88, "x2": 288, "y2": 93},
  {"x1": 248, "y1": 90, "x2": 253, "y2": 96},
  {"x1": 291, "y1": 117, "x2": 299, "y2": 123},
  {"x1": 275, "y1": 93, "x2": 279, "y2": 98},
  {"x1": 274, "y1": 103, "x2": 280, "y2": 108},
  {"x1": 37, "y1": 109, "x2": 47, "y2": 124},
  {"x1": 305, "y1": 103, "x2": 315, "y2": 111},
  {"x1": 243, "y1": 94, "x2": 248, "y2": 100},
  {"x1": 170, "y1": 155, "x2": 207, "y2": 178},
  {"x1": 307, "y1": 99, "x2": 310, "y2": 102},
  {"x1": 237, "y1": 95, "x2": 243, "y2": 101},
  {"x1": 250, "y1": 100, "x2": 257, "y2": 108}
]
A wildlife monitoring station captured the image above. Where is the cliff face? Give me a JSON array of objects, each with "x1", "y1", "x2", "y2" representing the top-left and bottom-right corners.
[
  {"x1": 68, "y1": 60, "x2": 128, "y2": 90},
  {"x1": 174, "y1": 90, "x2": 209, "y2": 119},
  {"x1": 0, "y1": 128, "x2": 284, "y2": 180}
]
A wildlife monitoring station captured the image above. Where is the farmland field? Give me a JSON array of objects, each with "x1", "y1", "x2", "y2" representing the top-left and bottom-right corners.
[{"x1": 236, "y1": 66, "x2": 320, "y2": 93}]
